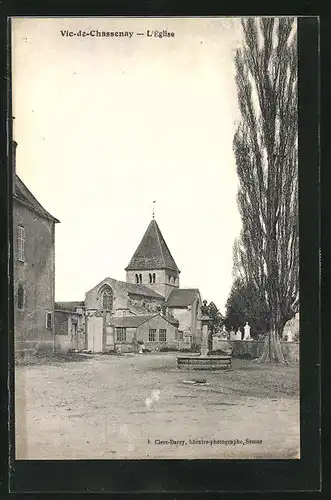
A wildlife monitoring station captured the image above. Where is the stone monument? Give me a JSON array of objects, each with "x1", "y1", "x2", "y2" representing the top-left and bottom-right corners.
[
  {"x1": 283, "y1": 312, "x2": 299, "y2": 342},
  {"x1": 243, "y1": 322, "x2": 252, "y2": 340},
  {"x1": 229, "y1": 330, "x2": 236, "y2": 341},
  {"x1": 176, "y1": 300, "x2": 232, "y2": 370},
  {"x1": 200, "y1": 300, "x2": 210, "y2": 356},
  {"x1": 220, "y1": 325, "x2": 228, "y2": 339}
]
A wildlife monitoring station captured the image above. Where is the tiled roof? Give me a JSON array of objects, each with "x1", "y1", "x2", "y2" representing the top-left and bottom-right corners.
[
  {"x1": 55, "y1": 301, "x2": 85, "y2": 311},
  {"x1": 125, "y1": 282, "x2": 165, "y2": 299},
  {"x1": 109, "y1": 313, "x2": 178, "y2": 328},
  {"x1": 109, "y1": 314, "x2": 157, "y2": 328},
  {"x1": 125, "y1": 219, "x2": 180, "y2": 272},
  {"x1": 166, "y1": 288, "x2": 200, "y2": 308},
  {"x1": 88, "y1": 277, "x2": 165, "y2": 300},
  {"x1": 163, "y1": 314, "x2": 179, "y2": 326},
  {"x1": 14, "y1": 175, "x2": 60, "y2": 223}
]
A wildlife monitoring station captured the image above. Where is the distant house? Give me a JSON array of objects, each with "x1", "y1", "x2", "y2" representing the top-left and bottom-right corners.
[
  {"x1": 54, "y1": 301, "x2": 85, "y2": 352},
  {"x1": 13, "y1": 141, "x2": 60, "y2": 354},
  {"x1": 108, "y1": 313, "x2": 178, "y2": 353}
]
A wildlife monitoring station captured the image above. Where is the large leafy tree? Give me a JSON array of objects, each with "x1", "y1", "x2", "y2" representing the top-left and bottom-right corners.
[
  {"x1": 225, "y1": 277, "x2": 269, "y2": 338},
  {"x1": 233, "y1": 18, "x2": 299, "y2": 362}
]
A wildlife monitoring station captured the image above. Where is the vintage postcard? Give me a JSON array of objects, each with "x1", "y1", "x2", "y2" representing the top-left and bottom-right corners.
[{"x1": 11, "y1": 16, "x2": 300, "y2": 461}]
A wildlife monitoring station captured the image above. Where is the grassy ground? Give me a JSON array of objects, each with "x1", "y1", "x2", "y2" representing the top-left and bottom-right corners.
[{"x1": 15, "y1": 353, "x2": 300, "y2": 460}]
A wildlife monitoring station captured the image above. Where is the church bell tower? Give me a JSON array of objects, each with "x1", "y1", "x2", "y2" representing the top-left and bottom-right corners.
[{"x1": 125, "y1": 219, "x2": 180, "y2": 298}]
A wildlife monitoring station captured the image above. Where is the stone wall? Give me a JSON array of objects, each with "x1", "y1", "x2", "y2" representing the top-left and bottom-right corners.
[
  {"x1": 224, "y1": 340, "x2": 299, "y2": 362},
  {"x1": 14, "y1": 201, "x2": 56, "y2": 353},
  {"x1": 128, "y1": 295, "x2": 163, "y2": 315},
  {"x1": 126, "y1": 269, "x2": 179, "y2": 298},
  {"x1": 143, "y1": 340, "x2": 178, "y2": 351},
  {"x1": 54, "y1": 310, "x2": 69, "y2": 334}
]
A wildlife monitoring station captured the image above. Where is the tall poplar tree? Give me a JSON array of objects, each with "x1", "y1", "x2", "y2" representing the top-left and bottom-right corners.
[{"x1": 233, "y1": 18, "x2": 299, "y2": 362}]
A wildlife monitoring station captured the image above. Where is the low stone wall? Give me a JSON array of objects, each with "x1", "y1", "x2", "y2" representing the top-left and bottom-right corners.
[
  {"x1": 111, "y1": 340, "x2": 190, "y2": 353},
  {"x1": 143, "y1": 340, "x2": 178, "y2": 352},
  {"x1": 225, "y1": 340, "x2": 299, "y2": 362},
  {"x1": 15, "y1": 339, "x2": 54, "y2": 355},
  {"x1": 54, "y1": 335, "x2": 71, "y2": 353},
  {"x1": 54, "y1": 333, "x2": 86, "y2": 353}
]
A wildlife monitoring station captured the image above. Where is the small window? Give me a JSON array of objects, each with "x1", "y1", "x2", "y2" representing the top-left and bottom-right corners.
[
  {"x1": 135, "y1": 274, "x2": 139, "y2": 284},
  {"x1": 46, "y1": 312, "x2": 52, "y2": 330},
  {"x1": 159, "y1": 329, "x2": 167, "y2": 342},
  {"x1": 149, "y1": 329, "x2": 156, "y2": 342},
  {"x1": 139, "y1": 274, "x2": 142, "y2": 284},
  {"x1": 152, "y1": 273, "x2": 156, "y2": 283},
  {"x1": 17, "y1": 225, "x2": 26, "y2": 262},
  {"x1": 168, "y1": 276, "x2": 171, "y2": 283},
  {"x1": 116, "y1": 327, "x2": 126, "y2": 341},
  {"x1": 177, "y1": 331, "x2": 183, "y2": 340},
  {"x1": 149, "y1": 273, "x2": 152, "y2": 283},
  {"x1": 17, "y1": 285, "x2": 24, "y2": 310}
]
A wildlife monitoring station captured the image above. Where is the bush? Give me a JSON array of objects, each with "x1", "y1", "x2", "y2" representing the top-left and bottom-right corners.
[{"x1": 159, "y1": 346, "x2": 178, "y2": 352}]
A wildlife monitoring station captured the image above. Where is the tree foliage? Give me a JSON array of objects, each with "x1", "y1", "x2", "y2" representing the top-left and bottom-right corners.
[
  {"x1": 207, "y1": 302, "x2": 224, "y2": 334},
  {"x1": 225, "y1": 278, "x2": 269, "y2": 338},
  {"x1": 233, "y1": 18, "x2": 299, "y2": 362},
  {"x1": 207, "y1": 301, "x2": 224, "y2": 351}
]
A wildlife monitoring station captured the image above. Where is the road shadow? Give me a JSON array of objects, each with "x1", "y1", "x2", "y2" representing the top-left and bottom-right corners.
[{"x1": 15, "y1": 351, "x2": 94, "y2": 366}]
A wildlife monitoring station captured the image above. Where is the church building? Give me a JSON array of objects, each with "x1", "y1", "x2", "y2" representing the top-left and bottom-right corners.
[{"x1": 63, "y1": 219, "x2": 202, "y2": 353}]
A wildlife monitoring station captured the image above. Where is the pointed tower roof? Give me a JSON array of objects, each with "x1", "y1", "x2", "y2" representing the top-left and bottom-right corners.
[{"x1": 125, "y1": 220, "x2": 180, "y2": 273}]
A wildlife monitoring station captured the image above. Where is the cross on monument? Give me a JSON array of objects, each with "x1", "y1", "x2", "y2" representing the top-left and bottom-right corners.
[{"x1": 152, "y1": 200, "x2": 156, "y2": 219}]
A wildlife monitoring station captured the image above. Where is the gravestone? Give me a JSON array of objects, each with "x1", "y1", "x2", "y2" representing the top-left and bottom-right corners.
[
  {"x1": 235, "y1": 328, "x2": 242, "y2": 340},
  {"x1": 229, "y1": 330, "x2": 236, "y2": 341},
  {"x1": 220, "y1": 326, "x2": 228, "y2": 339},
  {"x1": 243, "y1": 322, "x2": 252, "y2": 341}
]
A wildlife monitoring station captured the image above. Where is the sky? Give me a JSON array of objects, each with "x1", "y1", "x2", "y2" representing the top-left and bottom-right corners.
[{"x1": 12, "y1": 17, "x2": 243, "y2": 314}]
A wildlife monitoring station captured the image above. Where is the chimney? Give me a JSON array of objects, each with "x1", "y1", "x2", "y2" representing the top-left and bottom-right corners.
[{"x1": 12, "y1": 140, "x2": 17, "y2": 196}]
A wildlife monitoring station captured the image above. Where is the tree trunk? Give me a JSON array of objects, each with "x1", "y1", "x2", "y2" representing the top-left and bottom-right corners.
[{"x1": 258, "y1": 329, "x2": 286, "y2": 363}]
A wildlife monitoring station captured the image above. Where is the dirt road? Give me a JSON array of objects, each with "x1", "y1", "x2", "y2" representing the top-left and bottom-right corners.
[{"x1": 15, "y1": 353, "x2": 300, "y2": 460}]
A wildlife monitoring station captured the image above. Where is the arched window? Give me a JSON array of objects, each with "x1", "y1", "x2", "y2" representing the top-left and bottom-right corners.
[
  {"x1": 135, "y1": 274, "x2": 139, "y2": 284},
  {"x1": 17, "y1": 284, "x2": 24, "y2": 310},
  {"x1": 152, "y1": 273, "x2": 156, "y2": 283},
  {"x1": 149, "y1": 273, "x2": 152, "y2": 283},
  {"x1": 100, "y1": 286, "x2": 113, "y2": 311}
]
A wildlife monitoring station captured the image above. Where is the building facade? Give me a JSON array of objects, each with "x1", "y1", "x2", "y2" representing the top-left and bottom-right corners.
[{"x1": 13, "y1": 141, "x2": 59, "y2": 353}]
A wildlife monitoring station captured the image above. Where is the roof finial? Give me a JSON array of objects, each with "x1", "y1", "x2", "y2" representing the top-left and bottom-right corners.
[{"x1": 152, "y1": 200, "x2": 156, "y2": 219}]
